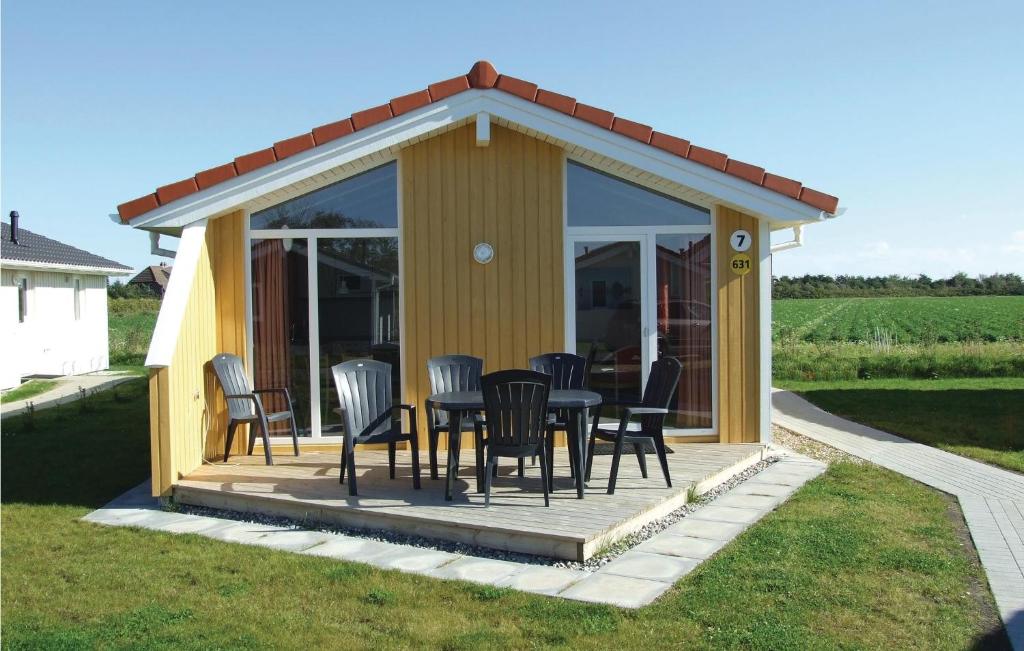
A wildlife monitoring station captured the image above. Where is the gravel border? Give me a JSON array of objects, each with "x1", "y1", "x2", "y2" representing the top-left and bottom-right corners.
[{"x1": 174, "y1": 455, "x2": 780, "y2": 571}]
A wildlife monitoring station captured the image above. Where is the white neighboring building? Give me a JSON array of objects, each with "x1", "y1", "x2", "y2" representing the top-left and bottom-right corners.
[{"x1": 1, "y1": 216, "x2": 131, "y2": 389}]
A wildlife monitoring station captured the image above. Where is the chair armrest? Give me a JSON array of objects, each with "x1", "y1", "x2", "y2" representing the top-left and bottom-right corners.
[
  {"x1": 224, "y1": 393, "x2": 256, "y2": 401},
  {"x1": 253, "y1": 387, "x2": 289, "y2": 395},
  {"x1": 624, "y1": 407, "x2": 669, "y2": 417}
]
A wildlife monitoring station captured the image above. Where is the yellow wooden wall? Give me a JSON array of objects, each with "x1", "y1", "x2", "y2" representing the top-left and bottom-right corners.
[
  {"x1": 401, "y1": 123, "x2": 565, "y2": 445},
  {"x1": 715, "y1": 206, "x2": 761, "y2": 444},
  {"x1": 150, "y1": 211, "x2": 248, "y2": 496}
]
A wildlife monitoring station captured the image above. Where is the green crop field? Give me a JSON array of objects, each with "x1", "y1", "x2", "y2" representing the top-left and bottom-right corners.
[
  {"x1": 772, "y1": 296, "x2": 1024, "y2": 381},
  {"x1": 773, "y1": 296, "x2": 1024, "y2": 344}
]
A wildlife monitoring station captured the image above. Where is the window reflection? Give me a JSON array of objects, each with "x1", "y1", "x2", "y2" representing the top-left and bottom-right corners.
[
  {"x1": 250, "y1": 162, "x2": 398, "y2": 230},
  {"x1": 567, "y1": 162, "x2": 710, "y2": 227}
]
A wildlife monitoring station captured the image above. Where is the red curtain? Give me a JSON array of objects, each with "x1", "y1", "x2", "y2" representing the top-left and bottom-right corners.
[{"x1": 251, "y1": 240, "x2": 292, "y2": 416}]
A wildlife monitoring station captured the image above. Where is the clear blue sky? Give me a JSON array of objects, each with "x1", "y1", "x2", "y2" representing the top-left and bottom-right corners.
[{"x1": 3, "y1": 0, "x2": 1022, "y2": 277}]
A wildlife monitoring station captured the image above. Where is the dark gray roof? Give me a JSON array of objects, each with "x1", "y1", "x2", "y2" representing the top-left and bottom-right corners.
[{"x1": 1, "y1": 222, "x2": 130, "y2": 271}]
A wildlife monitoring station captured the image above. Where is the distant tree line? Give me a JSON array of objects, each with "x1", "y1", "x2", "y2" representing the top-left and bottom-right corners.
[{"x1": 772, "y1": 273, "x2": 1024, "y2": 299}]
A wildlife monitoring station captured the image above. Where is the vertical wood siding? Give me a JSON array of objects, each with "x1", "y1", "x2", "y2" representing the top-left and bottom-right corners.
[
  {"x1": 401, "y1": 123, "x2": 564, "y2": 445},
  {"x1": 715, "y1": 206, "x2": 761, "y2": 443},
  {"x1": 150, "y1": 211, "x2": 247, "y2": 496}
]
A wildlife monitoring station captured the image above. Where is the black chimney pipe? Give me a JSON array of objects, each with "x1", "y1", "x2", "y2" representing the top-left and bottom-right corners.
[{"x1": 9, "y1": 211, "x2": 18, "y2": 244}]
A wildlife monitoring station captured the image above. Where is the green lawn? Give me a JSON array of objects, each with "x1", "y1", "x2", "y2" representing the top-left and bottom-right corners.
[
  {"x1": 0, "y1": 379, "x2": 57, "y2": 404},
  {"x1": 778, "y1": 377, "x2": 1024, "y2": 474},
  {"x1": 1, "y1": 380, "x2": 1006, "y2": 649}
]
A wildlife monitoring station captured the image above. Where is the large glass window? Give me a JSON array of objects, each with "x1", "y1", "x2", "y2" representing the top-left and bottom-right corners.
[
  {"x1": 250, "y1": 238, "x2": 312, "y2": 436},
  {"x1": 574, "y1": 241, "x2": 643, "y2": 408},
  {"x1": 250, "y1": 161, "x2": 398, "y2": 230},
  {"x1": 566, "y1": 161, "x2": 710, "y2": 227},
  {"x1": 656, "y1": 234, "x2": 713, "y2": 429},
  {"x1": 249, "y1": 161, "x2": 399, "y2": 440},
  {"x1": 317, "y1": 237, "x2": 400, "y2": 435}
]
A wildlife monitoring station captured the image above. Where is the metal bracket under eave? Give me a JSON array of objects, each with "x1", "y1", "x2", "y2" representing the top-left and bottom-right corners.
[
  {"x1": 150, "y1": 232, "x2": 177, "y2": 259},
  {"x1": 476, "y1": 111, "x2": 490, "y2": 147}
]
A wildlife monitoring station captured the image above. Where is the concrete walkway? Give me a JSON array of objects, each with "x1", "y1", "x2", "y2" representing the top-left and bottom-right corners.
[
  {"x1": 1, "y1": 372, "x2": 138, "y2": 418},
  {"x1": 773, "y1": 389, "x2": 1024, "y2": 650},
  {"x1": 83, "y1": 453, "x2": 825, "y2": 609}
]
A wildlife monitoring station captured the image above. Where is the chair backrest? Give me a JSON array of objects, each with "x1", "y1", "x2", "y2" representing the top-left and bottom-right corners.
[
  {"x1": 332, "y1": 359, "x2": 393, "y2": 438},
  {"x1": 211, "y1": 353, "x2": 254, "y2": 420},
  {"x1": 639, "y1": 357, "x2": 683, "y2": 431},
  {"x1": 480, "y1": 370, "x2": 551, "y2": 455},
  {"x1": 426, "y1": 355, "x2": 483, "y2": 394},
  {"x1": 529, "y1": 352, "x2": 588, "y2": 390}
]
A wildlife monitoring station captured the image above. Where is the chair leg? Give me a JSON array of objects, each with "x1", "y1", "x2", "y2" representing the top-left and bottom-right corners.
[
  {"x1": 538, "y1": 446, "x2": 550, "y2": 507},
  {"x1": 475, "y1": 424, "x2": 486, "y2": 491},
  {"x1": 654, "y1": 432, "x2": 672, "y2": 488},
  {"x1": 634, "y1": 443, "x2": 648, "y2": 478},
  {"x1": 607, "y1": 433, "x2": 626, "y2": 495},
  {"x1": 484, "y1": 453, "x2": 495, "y2": 507},
  {"x1": 388, "y1": 441, "x2": 397, "y2": 480},
  {"x1": 289, "y1": 415, "x2": 300, "y2": 457},
  {"x1": 585, "y1": 432, "x2": 597, "y2": 481},
  {"x1": 258, "y1": 417, "x2": 273, "y2": 466},
  {"x1": 428, "y1": 428, "x2": 440, "y2": 480},
  {"x1": 547, "y1": 428, "x2": 556, "y2": 492},
  {"x1": 410, "y1": 433, "x2": 422, "y2": 490},
  {"x1": 345, "y1": 437, "x2": 358, "y2": 496},
  {"x1": 339, "y1": 443, "x2": 347, "y2": 484},
  {"x1": 224, "y1": 422, "x2": 237, "y2": 462},
  {"x1": 517, "y1": 458, "x2": 525, "y2": 478}
]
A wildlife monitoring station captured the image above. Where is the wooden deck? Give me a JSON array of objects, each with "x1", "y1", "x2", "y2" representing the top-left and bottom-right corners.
[{"x1": 176, "y1": 443, "x2": 766, "y2": 561}]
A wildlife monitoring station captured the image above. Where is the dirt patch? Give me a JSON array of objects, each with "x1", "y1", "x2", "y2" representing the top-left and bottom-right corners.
[
  {"x1": 942, "y1": 493, "x2": 1013, "y2": 650},
  {"x1": 772, "y1": 425, "x2": 866, "y2": 465}
]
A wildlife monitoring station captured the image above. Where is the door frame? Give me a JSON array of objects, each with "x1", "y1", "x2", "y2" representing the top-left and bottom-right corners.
[{"x1": 563, "y1": 225, "x2": 717, "y2": 438}]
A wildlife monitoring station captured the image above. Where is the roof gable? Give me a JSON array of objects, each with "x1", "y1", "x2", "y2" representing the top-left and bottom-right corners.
[{"x1": 118, "y1": 61, "x2": 840, "y2": 226}]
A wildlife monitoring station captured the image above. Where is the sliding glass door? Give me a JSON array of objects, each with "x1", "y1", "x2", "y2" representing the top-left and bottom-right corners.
[
  {"x1": 248, "y1": 161, "x2": 400, "y2": 441},
  {"x1": 566, "y1": 161, "x2": 714, "y2": 434}
]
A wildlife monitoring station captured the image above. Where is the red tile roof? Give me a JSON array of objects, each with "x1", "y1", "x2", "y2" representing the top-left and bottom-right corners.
[{"x1": 117, "y1": 60, "x2": 840, "y2": 222}]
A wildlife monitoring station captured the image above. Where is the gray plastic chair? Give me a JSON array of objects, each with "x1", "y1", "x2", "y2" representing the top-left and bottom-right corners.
[
  {"x1": 332, "y1": 359, "x2": 420, "y2": 496},
  {"x1": 529, "y1": 352, "x2": 588, "y2": 486},
  {"x1": 477, "y1": 369, "x2": 552, "y2": 507},
  {"x1": 585, "y1": 357, "x2": 682, "y2": 494},
  {"x1": 426, "y1": 355, "x2": 484, "y2": 480},
  {"x1": 211, "y1": 353, "x2": 300, "y2": 466}
]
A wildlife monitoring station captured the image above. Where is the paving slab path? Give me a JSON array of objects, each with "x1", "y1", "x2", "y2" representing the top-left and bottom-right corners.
[
  {"x1": 1, "y1": 372, "x2": 138, "y2": 418},
  {"x1": 773, "y1": 388, "x2": 1024, "y2": 651},
  {"x1": 83, "y1": 453, "x2": 824, "y2": 609}
]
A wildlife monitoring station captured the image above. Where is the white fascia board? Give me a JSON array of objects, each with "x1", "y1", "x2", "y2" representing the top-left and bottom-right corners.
[
  {"x1": 477, "y1": 92, "x2": 828, "y2": 224},
  {"x1": 0, "y1": 259, "x2": 132, "y2": 275},
  {"x1": 128, "y1": 89, "x2": 829, "y2": 230},
  {"x1": 128, "y1": 91, "x2": 488, "y2": 230},
  {"x1": 144, "y1": 220, "x2": 207, "y2": 368}
]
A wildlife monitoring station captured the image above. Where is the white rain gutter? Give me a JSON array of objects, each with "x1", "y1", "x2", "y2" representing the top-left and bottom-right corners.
[
  {"x1": 770, "y1": 207, "x2": 845, "y2": 253},
  {"x1": 108, "y1": 213, "x2": 178, "y2": 258}
]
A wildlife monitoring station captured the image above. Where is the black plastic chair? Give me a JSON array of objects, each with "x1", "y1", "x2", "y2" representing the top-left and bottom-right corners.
[
  {"x1": 477, "y1": 370, "x2": 552, "y2": 507},
  {"x1": 332, "y1": 359, "x2": 420, "y2": 496},
  {"x1": 529, "y1": 352, "x2": 588, "y2": 485},
  {"x1": 585, "y1": 357, "x2": 682, "y2": 494},
  {"x1": 211, "y1": 353, "x2": 299, "y2": 466},
  {"x1": 426, "y1": 355, "x2": 484, "y2": 480}
]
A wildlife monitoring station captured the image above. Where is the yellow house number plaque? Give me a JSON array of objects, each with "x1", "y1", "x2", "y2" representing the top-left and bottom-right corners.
[{"x1": 730, "y1": 253, "x2": 752, "y2": 276}]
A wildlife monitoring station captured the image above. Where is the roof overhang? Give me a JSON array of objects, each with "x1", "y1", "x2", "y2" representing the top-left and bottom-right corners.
[
  {"x1": 1, "y1": 259, "x2": 131, "y2": 275},
  {"x1": 125, "y1": 89, "x2": 836, "y2": 232}
]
